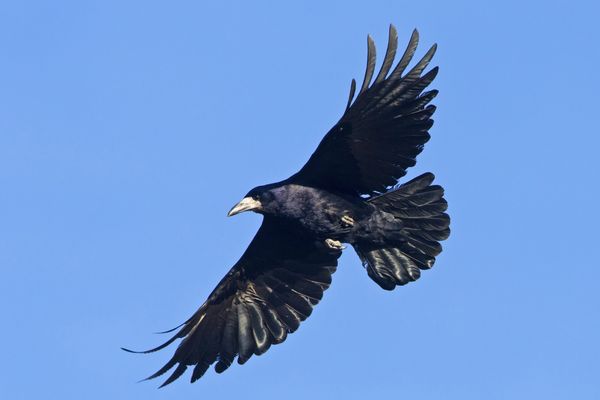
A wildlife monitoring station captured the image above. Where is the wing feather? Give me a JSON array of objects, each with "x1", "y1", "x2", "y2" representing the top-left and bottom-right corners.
[
  {"x1": 374, "y1": 25, "x2": 398, "y2": 84},
  {"x1": 358, "y1": 35, "x2": 376, "y2": 95}
]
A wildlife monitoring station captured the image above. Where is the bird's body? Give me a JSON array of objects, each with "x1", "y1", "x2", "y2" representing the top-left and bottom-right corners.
[
  {"x1": 246, "y1": 182, "x2": 406, "y2": 247},
  {"x1": 125, "y1": 25, "x2": 451, "y2": 386},
  {"x1": 249, "y1": 183, "x2": 368, "y2": 240}
]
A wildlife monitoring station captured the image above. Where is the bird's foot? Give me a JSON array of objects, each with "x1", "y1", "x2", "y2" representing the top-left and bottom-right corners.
[
  {"x1": 325, "y1": 238, "x2": 346, "y2": 251},
  {"x1": 341, "y1": 215, "x2": 354, "y2": 227}
]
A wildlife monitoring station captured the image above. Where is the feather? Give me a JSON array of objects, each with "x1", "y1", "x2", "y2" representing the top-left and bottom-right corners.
[
  {"x1": 374, "y1": 25, "x2": 398, "y2": 84},
  {"x1": 236, "y1": 303, "x2": 255, "y2": 364},
  {"x1": 159, "y1": 363, "x2": 188, "y2": 388},
  {"x1": 190, "y1": 361, "x2": 210, "y2": 383},
  {"x1": 245, "y1": 301, "x2": 270, "y2": 355},
  {"x1": 358, "y1": 35, "x2": 376, "y2": 95},
  {"x1": 346, "y1": 79, "x2": 356, "y2": 110}
]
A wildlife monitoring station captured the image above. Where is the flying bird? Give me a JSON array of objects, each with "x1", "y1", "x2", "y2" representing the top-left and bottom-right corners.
[{"x1": 124, "y1": 25, "x2": 450, "y2": 387}]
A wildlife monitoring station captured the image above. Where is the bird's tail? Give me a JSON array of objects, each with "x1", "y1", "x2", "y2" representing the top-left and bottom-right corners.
[{"x1": 353, "y1": 173, "x2": 450, "y2": 290}]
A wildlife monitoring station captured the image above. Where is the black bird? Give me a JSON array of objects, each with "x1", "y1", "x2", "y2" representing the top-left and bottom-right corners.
[{"x1": 124, "y1": 25, "x2": 450, "y2": 387}]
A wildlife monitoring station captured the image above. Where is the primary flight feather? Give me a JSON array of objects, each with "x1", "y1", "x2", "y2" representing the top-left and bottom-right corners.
[{"x1": 124, "y1": 25, "x2": 450, "y2": 387}]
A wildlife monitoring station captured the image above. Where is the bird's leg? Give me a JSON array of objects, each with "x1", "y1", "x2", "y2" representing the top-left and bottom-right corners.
[
  {"x1": 341, "y1": 215, "x2": 355, "y2": 227},
  {"x1": 325, "y1": 238, "x2": 346, "y2": 250}
]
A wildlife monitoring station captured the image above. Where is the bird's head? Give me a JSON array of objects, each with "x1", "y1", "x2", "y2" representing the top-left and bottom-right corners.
[{"x1": 227, "y1": 184, "x2": 280, "y2": 217}]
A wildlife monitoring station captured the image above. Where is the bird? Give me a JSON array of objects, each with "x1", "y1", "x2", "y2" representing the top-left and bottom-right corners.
[{"x1": 123, "y1": 25, "x2": 450, "y2": 387}]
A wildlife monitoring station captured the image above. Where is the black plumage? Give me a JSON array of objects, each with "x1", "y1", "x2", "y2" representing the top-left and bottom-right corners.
[{"x1": 124, "y1": 25, "x2": 450, "y2": 386}]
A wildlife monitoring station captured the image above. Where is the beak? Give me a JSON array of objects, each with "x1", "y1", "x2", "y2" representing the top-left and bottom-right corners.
[{"x1": 227, "y1": 197, "x2": 262, "y2": 217}]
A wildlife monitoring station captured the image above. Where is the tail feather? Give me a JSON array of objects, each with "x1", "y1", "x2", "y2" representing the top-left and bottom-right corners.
[{"x1": 354, "y1": 173, "x2": 450, "y2": 290}]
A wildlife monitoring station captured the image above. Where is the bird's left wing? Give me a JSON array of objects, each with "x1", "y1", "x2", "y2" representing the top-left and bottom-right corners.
[
  {"x1": 124, "y1": 216, "x2": 341, "y2": 386},
  {"x1": 291, "y1": 25, "x2": 439, "y2": 197}
]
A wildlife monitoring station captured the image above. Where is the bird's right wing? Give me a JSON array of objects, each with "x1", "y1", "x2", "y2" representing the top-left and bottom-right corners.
[
  {"x1": 124, "y1": 216, "x2": 341, "y2": 386},
  {"x1": 291, "y1": 26, "x2": 439, "y2": 197}
]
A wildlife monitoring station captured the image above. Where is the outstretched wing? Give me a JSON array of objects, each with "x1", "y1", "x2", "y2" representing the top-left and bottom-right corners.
[
  {"x1": 292, "y1": 26, "x2": 439, "y2": 197},
  {"x1": 124, "y1": 217, "x2": 341, "y2": 387}
]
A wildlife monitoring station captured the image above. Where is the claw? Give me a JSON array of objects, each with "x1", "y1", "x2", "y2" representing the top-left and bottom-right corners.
[
  {"x1": 341, "y1": 215, "x2": 355, "y2": 227},
  {"x1": 325, "y1": 239, "x2": 346, "y2": 250}
]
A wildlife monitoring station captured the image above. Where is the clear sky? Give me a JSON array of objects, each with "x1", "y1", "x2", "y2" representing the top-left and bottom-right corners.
[{"x1": 1, "y1": 1, "x2": 599, "y2": 399}]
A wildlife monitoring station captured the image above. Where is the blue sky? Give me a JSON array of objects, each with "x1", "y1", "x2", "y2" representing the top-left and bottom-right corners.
[{"x1": 1, "y1": 1, "x2": 599, "y2": 399}]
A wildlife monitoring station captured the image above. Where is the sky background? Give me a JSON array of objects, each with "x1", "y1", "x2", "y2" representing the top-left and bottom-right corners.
[{"x1": 1, "y1": 1, "x2": 599, "y2": 399}]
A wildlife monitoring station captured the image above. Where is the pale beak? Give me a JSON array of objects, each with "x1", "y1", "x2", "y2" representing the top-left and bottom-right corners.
[{"x1": 227, "y1": 197, "x2": 262, "y2": 217}]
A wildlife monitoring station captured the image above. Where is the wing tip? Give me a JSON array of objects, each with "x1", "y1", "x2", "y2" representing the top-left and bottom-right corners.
[
  {"x1": 358, "y1": 34, "x2": 377, "y2": 95},
  {"x1": 346, "y1": 78, "x2": 357, "y2": 110},
  {"x1": 153, "y1": 361, "x2": 186, "y2": 388},
  {"x1": 121, "y1": 346, "x2": 139, "y2": 354},
  {"x1": 411, "y1": 28, "x2": 420, "y2": 42}
]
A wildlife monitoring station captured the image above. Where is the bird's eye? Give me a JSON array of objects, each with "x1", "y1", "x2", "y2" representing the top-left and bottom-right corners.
[{"x1": 260, "y1": 192, "x2": 274, "y2": 202}]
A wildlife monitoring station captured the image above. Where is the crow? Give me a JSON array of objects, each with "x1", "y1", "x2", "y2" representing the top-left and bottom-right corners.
[{"x1": 124, "y1": 25, "x2": 450, "y2": 387}]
